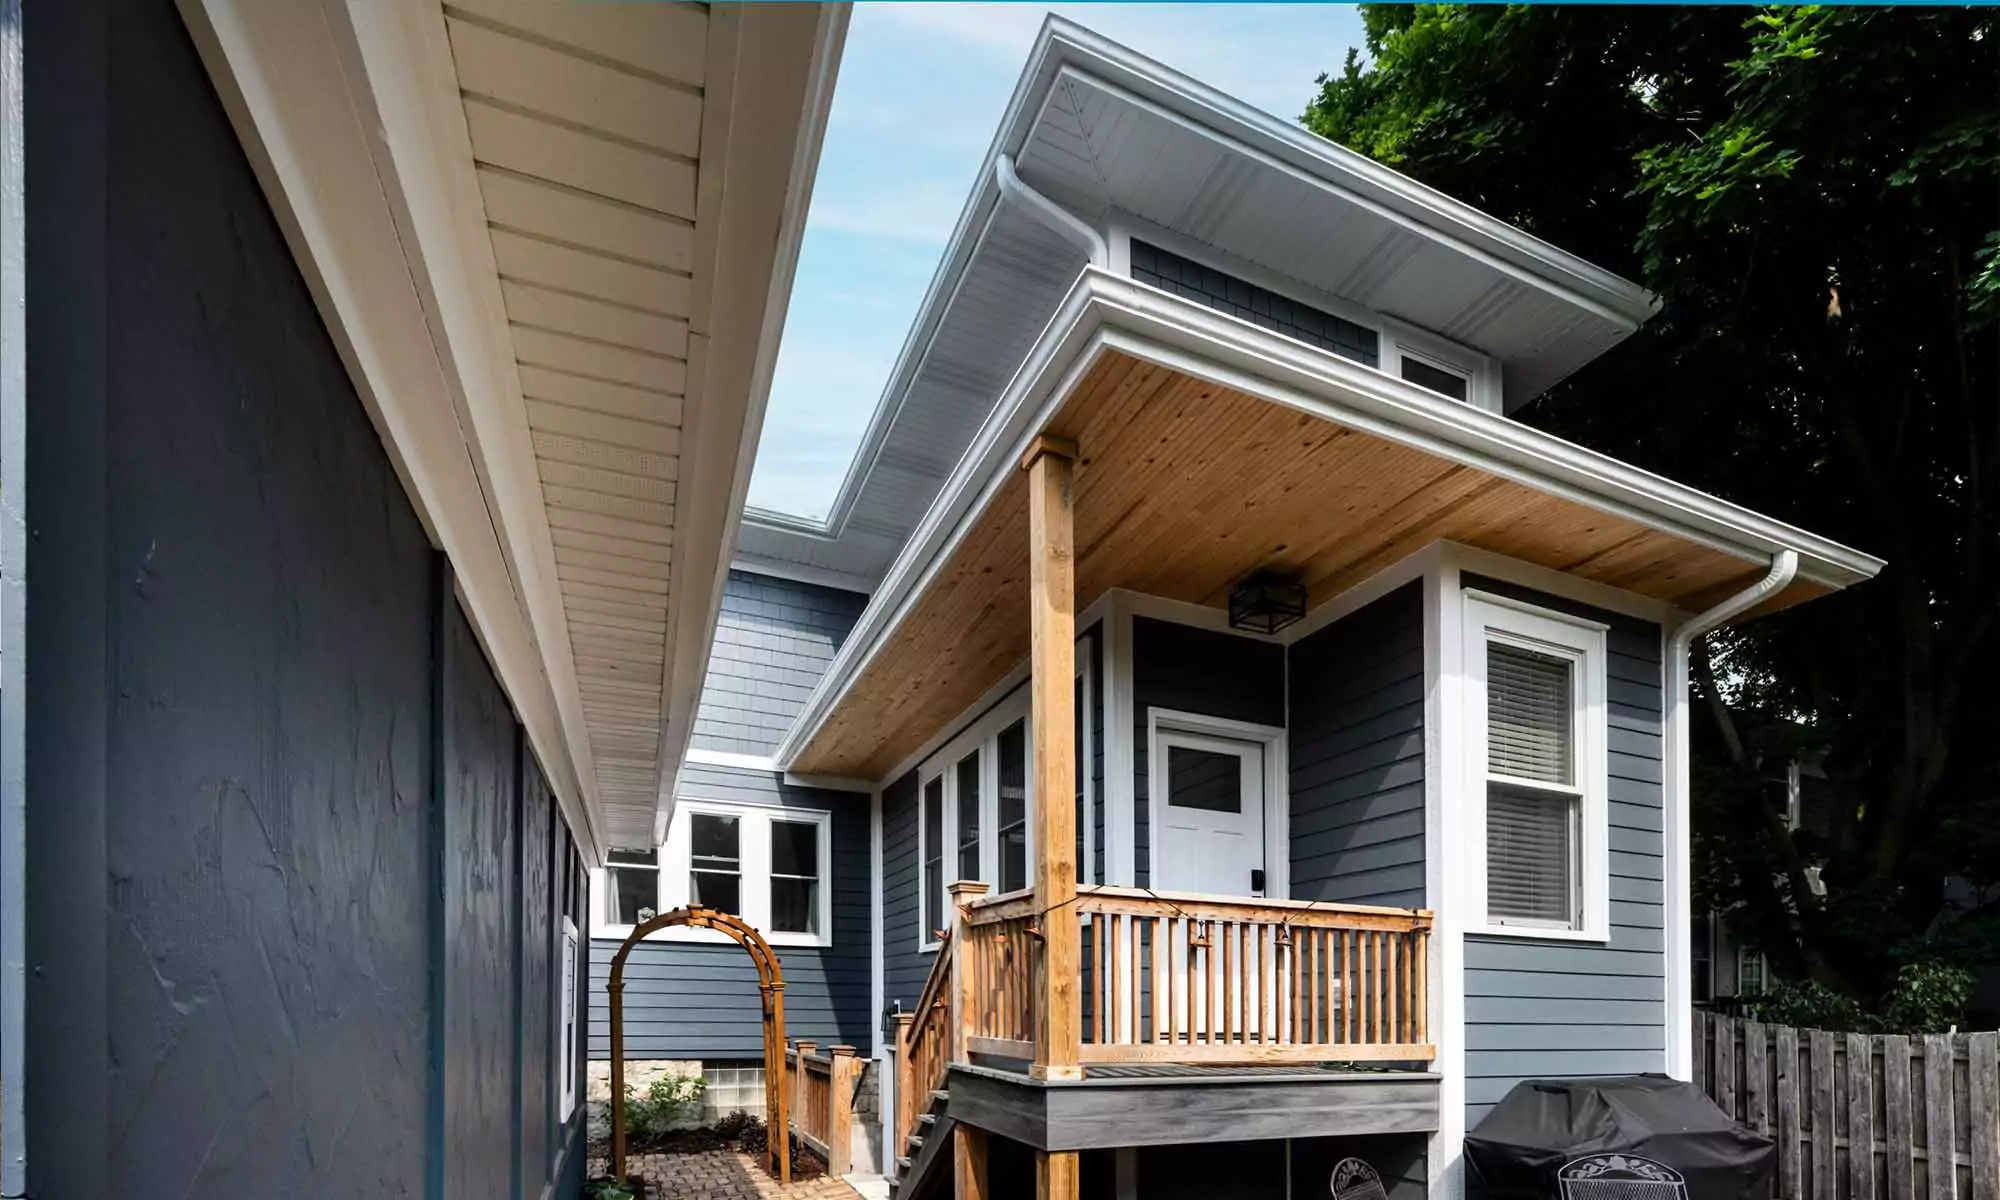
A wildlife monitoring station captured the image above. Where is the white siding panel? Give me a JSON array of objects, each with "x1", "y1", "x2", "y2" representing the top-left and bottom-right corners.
[
  {"x1": 502, "y1": 280, "x2": 690, "y2": 358},
  {"x1": 446, "y1": 17, "x2": 702, "y2": 157},
  {"x1": 446, "y1": 0, "x2": 708, "y2": 86},
  {"x1": 490, "y1": 228, "x2": 692, "y2": 315},
  {"x1": 476, "y1": 167, "x2": 694, "y2": 273},
  {"x1": 524, "y1": 399, "x2": 680, "y2": 455},
  {"x1": 511, "y1": 325, "x2": 686, "y2": 395},
  {"x1": 464, "y1": 99, "x2": 696, "y2": 218}
]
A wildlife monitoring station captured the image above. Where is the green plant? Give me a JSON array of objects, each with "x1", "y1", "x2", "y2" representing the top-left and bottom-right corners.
[
  {"x1": 1739, "y1": 978, "x2": 1868, "y2": 1031},
  {"x1": 1879, "y1": 961, "x2": 1974, "y2": 1033},
  {"x1": 624, "y1": 1073, "x2": 706, "y2": 1141},
  {"x1": 584, "y1": 1177, "x2": 637, "y2": 1200}
]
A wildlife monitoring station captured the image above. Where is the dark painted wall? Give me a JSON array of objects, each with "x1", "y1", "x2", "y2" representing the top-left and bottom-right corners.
[
  {"x1": 883, "y1": 768, "x2": 926, "y2": 1011},
  {"x1": 1130, "y1": 617, "x2": 1285, "y2": 886},
  {"x1": 1459, "y1": 576, "x2": 1668, "y2": 1125},
  {"x1": 1289, "y1": 585, "x2": 1428, "y2": 908},
  {"x1": 590, "y1": 765, "x2": 873, "y2": 1058},
  {"x1": 23, "y1": 3, "x2": 588, "y2": 1194},
  {"x1": 690, "y1": 571, "x2": 866, "y2": 757}
]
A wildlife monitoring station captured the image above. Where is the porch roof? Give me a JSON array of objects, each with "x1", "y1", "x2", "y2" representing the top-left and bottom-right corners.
[{"x1": 775, "y1": 270, "x2": 1884, "y2": 781}]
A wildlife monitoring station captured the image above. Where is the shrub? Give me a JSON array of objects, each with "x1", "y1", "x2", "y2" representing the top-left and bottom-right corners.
[
  {"x1": 625, "y1": 1073, "x2": 706, "y2": 1141},
  {"x1": 713, "y1": 1110, "x2": 760, "y2": 1141},
  {"x1": 1880, "y1": 961, "x2": 1974, "y2": 1033},
  {"x1": 1739, "y1": 978, "x2": 1869, "y2": 1031},
  {"x1": 584, "y1": 1178, "x2": 637, "y2": 1200}
]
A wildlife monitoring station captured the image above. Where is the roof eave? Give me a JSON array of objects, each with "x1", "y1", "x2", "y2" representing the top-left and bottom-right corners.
[{"x1": 772, "y1": 269, "x2": 1881, "y2": 775}]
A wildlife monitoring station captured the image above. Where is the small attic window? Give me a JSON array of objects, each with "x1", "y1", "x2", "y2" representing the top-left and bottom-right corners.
[
  {"x1": 1400, "y1": 354, "x2": 1470, "y2": 403},
  {"x1": 1130, "y1": 240, "x2": 1379, "y2": 368}
]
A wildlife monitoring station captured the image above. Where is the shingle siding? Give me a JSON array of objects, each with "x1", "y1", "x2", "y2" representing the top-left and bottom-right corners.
[
  {"x1": 1288, "y1": 584, "x2": 1428, "y2": 908},
  {"x1": 689, "y1": 571, "x2": 866, "y2": 757},
  {"x1": 589, "y1": 768, "x2": 872, "y2": 1058},
  {"x1": 1460, "y1": 575, "x2": 1668, "y2": 1127}
]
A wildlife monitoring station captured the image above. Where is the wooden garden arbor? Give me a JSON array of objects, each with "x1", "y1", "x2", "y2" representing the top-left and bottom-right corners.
[{"x1": 607, "y1": 907, "x2": 790, "y2": 1184}]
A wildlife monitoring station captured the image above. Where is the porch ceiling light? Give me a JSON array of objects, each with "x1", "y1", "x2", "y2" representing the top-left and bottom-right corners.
[{"x1": 1228, "y1": 570, "x2": 1307, "y2": 635}]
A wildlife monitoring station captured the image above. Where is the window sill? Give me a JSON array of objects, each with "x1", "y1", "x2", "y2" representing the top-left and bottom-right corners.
[
  {"x1": 591, "y1": 922, "x2": 832, "y2": 951},
  {"x1": 1473, "y1": 922, "x2": 1610, "y2": 944}
]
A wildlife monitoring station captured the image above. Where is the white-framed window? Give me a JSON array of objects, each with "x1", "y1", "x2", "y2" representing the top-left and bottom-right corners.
[
  {"x1": 559, "y1": 916, "x2": 579, "y2": 1119},
  {"x1": 917, "y1": 690, "x2": 1033, "y2": 951},
  {"x1": 1464, "y1": 590, "x2": 1609, "y2": 940},
  {"x1": 592, "y1": 803, "x2": 835, "y2": 948},
  {"x1": 1737, "y1": 947, "x2": 1771, "y2": 995}
]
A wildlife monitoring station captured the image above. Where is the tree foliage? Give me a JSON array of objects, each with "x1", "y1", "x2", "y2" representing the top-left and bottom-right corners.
[{"x1": 1306, "y1": 6, "x2": 2000, "y2": 1007}]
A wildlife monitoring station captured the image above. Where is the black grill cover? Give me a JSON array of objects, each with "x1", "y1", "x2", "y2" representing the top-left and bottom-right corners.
[{"x1": 1466, "y1": 1076, "x2": 1775, "y2": 1200}]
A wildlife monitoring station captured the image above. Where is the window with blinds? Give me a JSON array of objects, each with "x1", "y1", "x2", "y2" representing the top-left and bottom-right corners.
[{"x1": 1485, "y1": 640, "x2": 1583, "y2": 927}]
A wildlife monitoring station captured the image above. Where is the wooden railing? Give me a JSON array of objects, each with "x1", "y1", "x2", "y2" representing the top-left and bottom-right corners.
[
  {"x1": 786, "y1": 1041, "x2": 862, "y2": 1177},
  {"x1": 895, "y1": 924, "x2": 956, "y2": 1153},
  {"x1": 962, "y1": 889, "x2": 1040, "y2": 1059},
  {"x1": 1074, "y1": 887, "x2": 1432, "y2": 1063}
]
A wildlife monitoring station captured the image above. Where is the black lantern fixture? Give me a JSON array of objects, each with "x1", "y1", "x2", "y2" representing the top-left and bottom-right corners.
[{"x1": 1228, "y1": 569, "x2": 1307, "y2": 634}]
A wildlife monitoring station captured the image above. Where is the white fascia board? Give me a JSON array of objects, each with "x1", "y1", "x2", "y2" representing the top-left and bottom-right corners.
[
  {"x1": 179, "y1": 0, "x2": 602, "y2": 862},
  {"x1": 650, "y1": 2, "x2": 849, "y2": 846},
  {"x1": 774, "y1": 270, "x2": 1883, "y2": 774}
]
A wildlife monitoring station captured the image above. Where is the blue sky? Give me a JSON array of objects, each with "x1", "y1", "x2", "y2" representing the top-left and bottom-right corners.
[{"x1": 747, "y1": 3, "x2": 1368, "y2": 521}]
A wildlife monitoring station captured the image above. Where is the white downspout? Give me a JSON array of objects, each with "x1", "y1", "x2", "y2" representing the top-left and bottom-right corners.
[
  {"x1": 1663, "y1": 549, "x2": 1797, "y2": 1077},
  {"x1": 995, "y1": 153, "x2": 1107, "y2": 266}
]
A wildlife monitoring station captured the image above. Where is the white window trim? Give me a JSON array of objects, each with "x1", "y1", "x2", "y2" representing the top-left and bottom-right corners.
[
  {"x1": 1461, "y1": 590, "x2": 1611, "y2": 942},
  {"x1": 559, "y1": 916, "x2": 579, "y2": 1120},
  {"x1": 591, "y1": 802, "x2": 835, "y2": 949},
  {"x1": 1144, "y1": 708, "x2": 1290, "y2": 900},
  {"x1": 1107, "y1": 216, "x2": 1504, "y2": 412},
  {"x1": 1077, "y1": 635, "x2": 1097, "y2": 888},
  {"x1": 916, "y1": 688, "x2": 1035, "y2": 952}
]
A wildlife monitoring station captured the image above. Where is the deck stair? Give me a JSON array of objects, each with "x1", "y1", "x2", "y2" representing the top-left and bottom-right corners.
[{"x1": 889, "y1": 1088, "x2": 954, "y2": 1199}]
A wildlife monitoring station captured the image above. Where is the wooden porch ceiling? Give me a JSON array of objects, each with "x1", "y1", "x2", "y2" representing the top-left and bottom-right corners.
[{"x1": 790, "y1": 348, "x2": 1829, "y2": 779}]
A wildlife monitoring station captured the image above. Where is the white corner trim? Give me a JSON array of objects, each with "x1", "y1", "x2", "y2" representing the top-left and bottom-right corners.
[
  {"x1": 1662, "y1": 549, "x2": 1798, "y2": 1078},
  {"x1": 1144, "y1": 708, "x2": 1289, "y2": 899},
  {"x1": 771, "y1": 269, "x2": 1881, "y2": 778},
  {"x1": 1426, "y1": 558, "x2": 1469, "y2": 1200},
  {"x1": 685, "y1": 748, "x2": 781, "y2": 774},
  {"x1": 1104, "y1": 592, "x2": 1137, "y2": 887}
]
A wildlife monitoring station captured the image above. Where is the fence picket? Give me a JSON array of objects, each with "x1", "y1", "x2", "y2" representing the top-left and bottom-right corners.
[
  {"x1": 1969, "y1": 1032, "x2": 1997, "y2": 1200},
  {"x1": 1853, "y1": 1031, "x2": 1879, "y2": 1200},
  {"x1": 1780, "y1": 1023, "x2": 1805, "y2": 1200},
  {"x1": 1886, "y1": 1035, "x2": 1916, "y2": 1200},
  {"x1": 1718, "y1": 1015, "x2": 1738, "y2": 1119},
  {"x1": 1746, "y1": 1020, "x2": 1771, "y2": 1135},
  {"x1": 1926, "y1": 1034, "x2": 1959, "y2": 1200}
]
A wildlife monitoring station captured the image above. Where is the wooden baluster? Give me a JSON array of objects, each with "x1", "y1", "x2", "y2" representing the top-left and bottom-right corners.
[
  {"x1": 1416, "y1": 928, "x2": 1430, "y2": 1044},
  {"x1": 895, "y1": 1013, "x2": 914, "y2": 1149},
  {"x1": 1342, "y1": 930, "x2": 1356, "y2": 1045},
  {"x1": 1385, "y1": 929, "x2": 1398, "y2": 1046},
  {"x1": 950, "y1": 882, "x2": 989, "y2": 1064},
  {"x1": 1259, "y1": 924, "x2": 1275, "y2": 1044},
  {"x1": 1152, "y1": 915, "x2": 1167, "y2": 1046},
  {"x1": 1222, "y1": 921, "x2": 1236, "y2": 1045},
  {"x1": 1307, "y1": 928, "x2": 1321, "y2": 1044},
  {"x1": 1290, "y1": 926, "x2": 1302, "y2": 1045}
]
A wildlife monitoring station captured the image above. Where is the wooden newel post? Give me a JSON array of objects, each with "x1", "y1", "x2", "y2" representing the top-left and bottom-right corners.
[
  {"x1": 893, "y1": 1012, "x2": 916, "y2": 1155},
  {"x1": 827, "y1": 1045, "x2": 859, "y2": 1177},
  {"x1": 793, "y1": 1038, "x2": 816, "y2": 1154},
  {"x1": 1022, "y1": 435, "x2": 1082, "y2": 1200},
  {"x1": 948, "y1": 880, "x2": 990, "y2": 1064}
]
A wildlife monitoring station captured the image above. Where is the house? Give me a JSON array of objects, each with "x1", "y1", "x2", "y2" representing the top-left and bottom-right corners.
[
  {"x1": 587, "y1": 18, "x2": 1884, "y2": 1200},
  {"x1": 7, "y1": 2, "x2": 845, "y2": 1197}
]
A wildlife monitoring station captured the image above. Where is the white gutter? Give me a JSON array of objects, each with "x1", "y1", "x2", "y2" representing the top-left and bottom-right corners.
[
  {"x1": 996, "y1": 153, "x2": 1107, "y2": 265},
  {"x1": 1662, "y1": 549, "x2": 1798, "y2": 1079}
]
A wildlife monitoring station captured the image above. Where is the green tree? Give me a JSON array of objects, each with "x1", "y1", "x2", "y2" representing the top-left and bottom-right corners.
[{"x1": 1305, "y1": 6, "x2": 1999, "y2": 1005}]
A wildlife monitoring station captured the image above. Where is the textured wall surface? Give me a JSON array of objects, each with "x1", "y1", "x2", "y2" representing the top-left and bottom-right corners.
[
  {"x1": 1130, "y1": 617, "x2": 1285, "y2": 886},
  {"x1": 24, "y1": 3, "x2": 589, "y2": 1193},
  {"x1": 1288, "y1": 585, "x2": 1428, "y2": 908},
  {"x1": 590, "y1": 766, "x2": 872, "y2": 1057},
  {"x1": 882, "y1": 768, "x2": 926, "y2": 1011},
  {"x1": 1460, "y1": 576, "x2": 1668, "y2": 1125},
  {"x1": 689, "y1": 571, "x2": 866, "y2": 757}
]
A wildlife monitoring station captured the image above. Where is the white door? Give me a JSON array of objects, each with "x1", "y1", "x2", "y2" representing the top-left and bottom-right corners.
[{"x1": 1155, "y1": 729, "x2": 1266, "y2": 896}]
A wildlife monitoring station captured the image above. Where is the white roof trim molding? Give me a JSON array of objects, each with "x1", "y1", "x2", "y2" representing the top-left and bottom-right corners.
[
  {"x1": 181, "y1": 0, "x2": 848, "y2": 858},
  {"x1": 771, "y1": 268, "x2": 1882, "y2": 774}
]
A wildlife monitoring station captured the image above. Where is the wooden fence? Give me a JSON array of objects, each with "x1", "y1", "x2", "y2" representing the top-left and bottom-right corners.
[
  {"x1": 784, "y1": 1041, "x2": 862, "y2": 1178},
  {"x1": 1694, "y1": 1011, "x2": 1998, "y2": 1200}
]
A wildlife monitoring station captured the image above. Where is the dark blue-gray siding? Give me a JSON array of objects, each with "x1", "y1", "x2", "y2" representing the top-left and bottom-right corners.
[
  {"x1": 1460, "y1": 576, "x2": 1668, "y2": 1125},
  {"x1": 690, "y1": 571, "x2": 866, "y2": 757},
  {"x1": 1289, "y1": 585, "x2": 1427, "y2": 909},
  {"x1": 22, "y1": 6, "x2": 589, "y2": 1193},
  {"x1": 590, "y1": 765, "x2": 874, "y2": 1058}
]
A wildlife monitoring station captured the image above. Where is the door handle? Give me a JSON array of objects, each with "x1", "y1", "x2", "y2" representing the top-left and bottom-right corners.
[{"x1": 1250, "y1": 868, "x2": 1266, "y2": 894}]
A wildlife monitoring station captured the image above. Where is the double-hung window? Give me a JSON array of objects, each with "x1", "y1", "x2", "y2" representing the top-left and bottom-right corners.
[
  {"x1": 1466, "y1": 592, "x2": 1608, "y2": 939},
  {"x1": 918, "y1": 695, "x2": 1033, "y2": 949},
  {"x1": 595, "y1": 802, "x2": 834, "y2": 947}
]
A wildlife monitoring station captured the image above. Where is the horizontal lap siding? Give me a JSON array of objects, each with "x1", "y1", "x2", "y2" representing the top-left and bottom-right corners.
[
  {"x1": 882, "y1": 770, "x2": 927, "y2": 1011},
  {"x1": 1461, "y1": 576, "x2": 1667, "y2": 1127},
  {"x1": 589, "y1": 767, "x2": 872, "y2": 1057},
  {"x1": 1131, "y1": 618, "x2": 1286, "y2": 887},
  {"x1": 690, "y1": 571, "x2": 865, "y2": 757},
  {"x1": 1288, "y1": 585, "x2": 1427, "y2": 908}
]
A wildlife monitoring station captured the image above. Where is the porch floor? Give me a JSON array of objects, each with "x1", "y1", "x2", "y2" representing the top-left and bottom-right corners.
[{"x1": 592, "y1": 1151, "x2": 868, "y2": 1200}]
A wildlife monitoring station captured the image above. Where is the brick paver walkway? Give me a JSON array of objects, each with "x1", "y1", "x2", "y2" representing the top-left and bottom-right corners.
[{"x1": 601, "y1": 1150, "x2": 864, "y2": 1199}]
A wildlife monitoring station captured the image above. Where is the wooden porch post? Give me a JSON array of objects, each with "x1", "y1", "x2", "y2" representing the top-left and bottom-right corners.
[
  {"x1": 826, "y1": 1045, "x2": 858, "y2": 1178},
  {"x1": 1023, "y1": 435, "x2": 1082, "y2": 1200},
  {"x1": 955, "y1": 1124, "x2": 990, "y2": 1200}
]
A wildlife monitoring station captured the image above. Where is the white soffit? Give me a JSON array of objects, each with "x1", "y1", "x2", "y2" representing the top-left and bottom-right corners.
[{"x1": 182, "y1": 0, "x2": 847, "y2": 855}]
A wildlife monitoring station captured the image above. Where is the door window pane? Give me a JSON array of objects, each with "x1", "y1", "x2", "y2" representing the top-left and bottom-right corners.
[
  {"x1": 922, "y1": 776, "x2": 944, "y2": 940},
  {"x1": 770, "y1": 818, "x2": 820, "y2": 935},
  {"x1": 956, "y1": 752, "x2": 982, "y2": 883},
  {"x1": 998, "y1": 720, "x2": 1028, "y2": 894},
  {"x1": 1167, "y1": 745, "x2": 1243, "y2": 813},
  {"x1": 689, "y1": 813, "x2": 741, "y2": 916}
]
